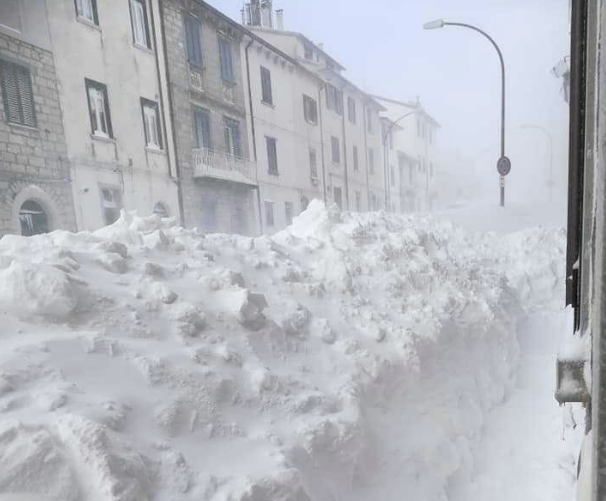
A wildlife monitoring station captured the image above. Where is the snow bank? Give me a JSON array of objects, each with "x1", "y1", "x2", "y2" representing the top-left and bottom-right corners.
[{"x1": 0, "y1": 204, "x2": 565, "y2": 501}]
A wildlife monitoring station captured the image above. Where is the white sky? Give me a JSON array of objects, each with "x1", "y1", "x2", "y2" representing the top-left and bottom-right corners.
[{"x1": 210, "y1": 0, "x2": 571, "y2": 205}]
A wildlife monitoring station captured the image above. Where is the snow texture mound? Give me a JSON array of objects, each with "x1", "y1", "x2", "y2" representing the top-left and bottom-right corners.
[{"x1": 0, "y1": 202, "x2": 566, "y2": 501}]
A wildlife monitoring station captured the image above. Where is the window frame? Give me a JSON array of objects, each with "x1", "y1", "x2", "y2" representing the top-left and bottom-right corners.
[
  {"x1": 140, "y1": 98, "x2": 163, "y2": 149},
  {"x1": 309, "y1": 147, "x2": 318, "y2": 181},
  {"x1": 218, "y1": 35, "x2": 234, "y2": 84},
  {"x1": 331, "y1": 136, "x2": 340, "y2": 164},
  {"x1": 223, "y1": 117, "x2": 241, "y2": 157},
  {"x1": 326, "y1": 83, "x2": 343, "y2": 116},
  {"x1": 184, "y1": 13, "x2": 203, "y2": 68},
  {"x1": 353, "y1": 145, "x2": 359, "y2": 172},
  {"x1": 303, "y1": 94, "x2": 318, "y2": 124},
  {"x1": 266, "y1": 136, "x2": 278, "y2": 175},
  {"x1": 264, "y1": 200, "x2": 275, "y2": 227},
  {"x1": 347, "y1": 96, "x2": 356, "y2": 124},
  {"x1": 74, "y1": 0, "x2": 99, "y2": 25},
  {"x1": 193, "y1": 105, "x2": 212, "y2": 149},
  {"x1": 85, "y1": 78, "x2": 113, "y2": 138},
  {"x1": 129, "y1": 0, "x2": 151, "y2": 49},
  {"x1": 0, "y1": 59, "x2": 36, "y2": 128},
  {"x1": 260, "y1": 66, "x2": 273, "y2": 106}
]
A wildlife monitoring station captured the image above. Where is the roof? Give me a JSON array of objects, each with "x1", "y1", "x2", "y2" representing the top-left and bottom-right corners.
[
  {"x1": 247, "y1": 26, "x2": 346, "y2": 71},
  {"x1": 372, "y1": 94, "x2": 441, "y2": 128},
  {"x1": 318, "y1": 68, "x2": 386, "y2": 111}
]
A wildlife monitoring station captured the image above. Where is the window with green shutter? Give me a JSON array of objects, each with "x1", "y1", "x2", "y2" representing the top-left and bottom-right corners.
[
  {"x1": 184, "y1": 14, "x2": 203, "y2": 67},
  {"x1": 218, "y1": 35, "x2": 234, "y2": 83},
  {"x1": 0, "y1": 60, "x2": 36, "y2": 128}
]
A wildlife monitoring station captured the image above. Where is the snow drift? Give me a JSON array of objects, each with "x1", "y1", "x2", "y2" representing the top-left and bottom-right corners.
[{"x1": 0, "y1": 201, "x2": 565, "y2": 501}]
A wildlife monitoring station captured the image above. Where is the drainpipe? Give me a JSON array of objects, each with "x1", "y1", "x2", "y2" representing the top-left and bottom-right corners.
[
  {"x1": 339, "y1": 82, "x2": 350, "y2": 209},
  {"x1": 244, "y1": 37, "x2": 263, "y2": 235},
  {"x1": 158, "y1": 0, "x2": 185, "y2": 226},
  {"x1": 318, "y1": 84, "x2": 328, "y2": 204},
  {"x1": 362, "y1": 101, "x2": 371, "y2": 209}
]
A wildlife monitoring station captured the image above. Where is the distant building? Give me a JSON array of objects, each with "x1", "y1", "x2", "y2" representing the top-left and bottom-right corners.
[
  {"x1": 374, "y1": 96, "x2": 440, "y2": 212},
  {"x1": 0, "y1": 0, "x2": 76, "y2": 237}
]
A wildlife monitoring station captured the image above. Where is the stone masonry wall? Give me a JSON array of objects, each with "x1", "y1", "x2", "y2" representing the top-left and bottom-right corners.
[
  {"x1": 0, "y1": 31, "x2": 76, "y2": 237},
  {"x1": 162, "y1": 0, "x2": 258, "y2": 235}
]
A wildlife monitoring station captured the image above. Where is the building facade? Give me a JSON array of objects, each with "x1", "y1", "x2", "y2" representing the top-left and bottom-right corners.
[
  {"x1": 160, "y1": 0, "x2": 258, "y2": 235},
  {"x1": 45, "y1": 0, "x2": 179, "y2": 231},
  {"x1": 0, "y1": 0, "x2": 76, "y2": 237}
]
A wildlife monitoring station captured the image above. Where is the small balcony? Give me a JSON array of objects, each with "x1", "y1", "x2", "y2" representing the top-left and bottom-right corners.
[{"x1": 192, "y1": 147, "x2": 257, "y2": 186}]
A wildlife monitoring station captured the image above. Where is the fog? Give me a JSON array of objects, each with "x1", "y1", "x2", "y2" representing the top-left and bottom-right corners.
[{"x1": 213, "y1": 0, "x2": 570, "y2": 209}]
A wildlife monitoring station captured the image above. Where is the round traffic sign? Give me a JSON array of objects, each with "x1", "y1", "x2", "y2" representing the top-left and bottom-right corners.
[{"x1": 497, "y1": 156, "x2": 512, "y2": 176}]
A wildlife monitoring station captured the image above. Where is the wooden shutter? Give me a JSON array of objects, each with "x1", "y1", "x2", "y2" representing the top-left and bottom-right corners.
[
  {"x1": 1, "y1": 60, "x2": 36, "y2": 127},
  {"x1": 193, "y1": 107, "x2": 211, "y2": 149},
  {"x1": 184, "y1": 14, "x2": 202, "y2": 66},
  {"x1": 267, "y1": 137, "x2": 277, "y2": 174},
  {"x1": 261, "y1": 66, "x2": 272, "y2": 104},
  {"x1": 218, "y1": 36, "x2": 233, "y2": 83}
]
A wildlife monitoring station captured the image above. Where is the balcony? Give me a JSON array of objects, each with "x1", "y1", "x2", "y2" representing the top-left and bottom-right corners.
[{"x1": 192, "y1": 147, "x2": 257, "y2": 186}]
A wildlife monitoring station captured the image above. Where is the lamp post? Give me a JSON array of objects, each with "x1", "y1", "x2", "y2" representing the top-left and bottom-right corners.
[
  {"x1": 424, "y1": 19, "x2": 509, "y2": 207},
  {"x1": 520, "y1": 124, "x2": 554, "y2": 203},
  {"x1": 381, "y1": 109, "x2": 418, "y2": 212}
]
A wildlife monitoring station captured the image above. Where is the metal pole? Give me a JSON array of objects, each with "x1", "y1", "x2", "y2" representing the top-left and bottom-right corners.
[{"x1": 444, "y1": 22, "x2": 506, "y2": 207}]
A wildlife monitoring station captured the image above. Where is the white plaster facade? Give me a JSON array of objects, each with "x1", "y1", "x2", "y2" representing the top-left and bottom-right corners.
[
  {"x1": 242, "y1": 35, "x2": 324, "y2": 233},
  {"x1": 374, "y1": 96, "x2": 440, "y2": 212},
  {"x1": 45, "y1": 0, "x2": 179, "y2": 231}
]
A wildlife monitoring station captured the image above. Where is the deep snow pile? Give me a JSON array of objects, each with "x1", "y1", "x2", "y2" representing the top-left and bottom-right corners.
[{"x1": 0, "y1": 202, "x2": 565, "y2": 501}]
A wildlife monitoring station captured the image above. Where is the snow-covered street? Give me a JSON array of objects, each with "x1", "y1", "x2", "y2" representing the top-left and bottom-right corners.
[{"x1": 0, "y1": 202, "x2": 582, "y2": 500}]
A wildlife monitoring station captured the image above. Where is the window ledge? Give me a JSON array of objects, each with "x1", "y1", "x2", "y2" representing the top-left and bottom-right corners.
[
  {"x1": 76, "y1": 16, "x2": 101, "y2": 31},
  {"x1": 305, "y1": 119, "x2": 318, "y2": 126},
  {"x1": 222, "y1": 80, "x2": 236, "y2": 88},
  {"x1": 8, "y1": 122, "x2": 38, "y2": 133},
  {"x1": 146, "y1": 146, "x2": 166, "y2": 155},
  {"x1": 261, "y1": 100, "x2": 275, "y2": 109},
  {"x1": 91, "y1": 134, "x2": 116, "y2": 144},
  {"x1": 268, "y1": 171, "x2": 279, "y2": 177},
  {"x1": 134, "y1": 43, "x2": 154, "y2": 55}
]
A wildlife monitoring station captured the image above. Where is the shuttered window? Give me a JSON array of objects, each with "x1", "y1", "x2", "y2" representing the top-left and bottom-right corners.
[
  {"x1": 331, "y1": 136, "x2": 340, "y2": 164},
  {"x1": 192, "y1": 106, "x2": 211, "y2": 149},
  {"x1": 260, "y1": 66, "x2": 273, "y2": 105},
  {"x1": 141, "y1": 98, "x2": 162, "y2": 149},
  {"x1": 353, "y1": 145, "x2": 359, "y2": 172},
  {"x1": 223, "y1": 117, "x2": 241, "y2": 157},
  {"x1": 303, "y1": 94, "x2": 318, "y2": 124},
  {"x1": 85, "y1": 78, "x2": 112, "y2": 138},
  {"x1": 218, "y1": 35, "x2": 234, "y2": 83},
  {"x1": 266, "y1": 136, "x2": 278, "y2": 175},
  {"x1": 368, "y1": 148, "x2": 375, "y2": 175},
  {"x1": 0, "y1": 60, "x2": 36, "y2": 128},
  {"x1": 184, "y1": 14, "x2": 203, "y2": 67}
]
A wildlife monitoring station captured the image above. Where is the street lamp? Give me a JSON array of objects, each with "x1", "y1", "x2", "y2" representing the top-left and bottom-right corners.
[
  {"x1": 520, "y1": 124, "x2": 554, "y2": 203},
  {"x1": 424, "y1": 19, "x2": 509, "y2": 207}
]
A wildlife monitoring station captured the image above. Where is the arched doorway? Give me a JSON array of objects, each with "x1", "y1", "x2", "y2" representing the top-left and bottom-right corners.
[
  {"x1": 18, "y1": 200, "x2": 49, "y2": 236},
  {"x1": 153, "y1": 202, "x2": 169, "y2": 218}
]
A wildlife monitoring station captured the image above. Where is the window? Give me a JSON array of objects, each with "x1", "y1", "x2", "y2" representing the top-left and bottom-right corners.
[
  {"x1": 264, "y1": 201, "x2": 275, "y2": 227},
  {"x1": 347, "y1": 97, "x2": 356, "y2": 124},
  {"x1": 75, "y1": 0, "x2": 98, "y2": 24},
  {"x1": 309, "y1": 148, "x2": 318, "y2": 181},
  {"x1": 85, "y1": 79, "x2": 112, "y2": 138},
  {"x1": 390, "y1": 165, "x2": 395, "y2": 186},
  {"x1": 326, "y1": 84, "x2": 343, "y2": 115},
  {"x1": 141, "y1": 98, "x2": 163, "y2": 149},
  {"x1": 19, "y1": 200, "x2": 48, "y2": 236},
  {"x1": 184, "y1": 14, "x2": 203, "y2": 67},
  {"x1": 333, "y1": 187, "x2": 343, "y2": 209},
  {"x1": 353, "y1": 145, "x2": 359, "y2": 172},
  {"x1": 129, "y1": 0, "x2": 150, "y2": 49},
  {"x1": 0, "y1": 60, "x2": 36, "y2": 128},
  {"x1": 193, "y1": 106, "x2": 212, "y2": 149},
  {"x1": 0, "y1": 0, "x2": 21, "y2": 31},
  {"x1": 266, "y1": 136, "x2": 278, "y2": 175},
  {"x1": 218, "y1": 35, "x2": 234, "y2": 83},
  {"x1": 304, "y1": 44, "x2": 314, "y2": 60},
  {"x1": 366, "y1": 108, "x2": 373, "y2": 133},
  {"x1": 285, "y1": 201, "x2": 294, "y2": 225},
  {"x1": 260, "y1": 66, "x2": 273, "y2": 105},
  {"x1": 223, "y1": 117, "x2": 241, "y2": 157},
  {"x1": 430, "y1": 162, "x2": 434, "y2": 177},
  {"x1": 201, "y1": 194, "x2": 217, "y2": 231},
  {"x1": 100, "y1": 187, "x2": 122, "y2": 226},
  {"x1": 153, "y1": 202, "x2": 169, "y2": 217},
  {"x1": 303, "y1": 94, "x2": 318, "y2": 124},
  {"x1": 300, "y1": 196, "x2": 310, "y2": 213},
  {"x1": 331, "y1": 136, "x2": 340, "y2": 164},
  {"x1": 355, "y1": 191, "x2": 361, "y2": 212},
  {"x1": 368, "y1": 148, "x2": 375, "y2": 175}
]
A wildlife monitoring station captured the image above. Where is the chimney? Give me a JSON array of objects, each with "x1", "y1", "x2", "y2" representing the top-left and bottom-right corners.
[
  {"x1": 261, "y1": 0, "x2": 273, "y2": 28},
  {"x1": 276, "y1": 9, "x2": 284, "y2": 30}
]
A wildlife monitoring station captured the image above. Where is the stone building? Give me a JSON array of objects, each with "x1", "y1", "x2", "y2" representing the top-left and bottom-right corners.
[
  {"x1": 160, "y1": 0, "x2": 259, "y2": 235},
  {"x1": 0, "y1": 0, "x2": 76, "y2": 237}
]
